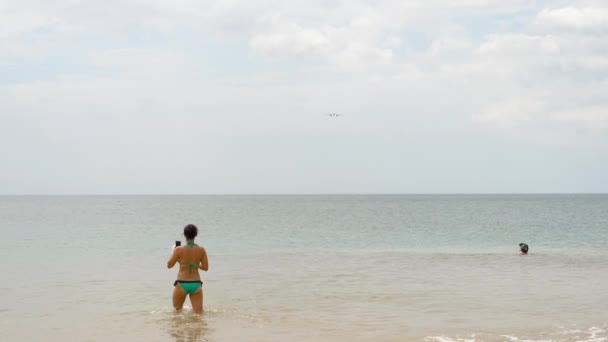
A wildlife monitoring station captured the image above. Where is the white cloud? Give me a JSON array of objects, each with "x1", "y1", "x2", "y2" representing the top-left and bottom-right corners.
[
  {"x1": 535, "y1": 6, "x2": 608, "y2": 33},
  {"x1": 0, "y1": 11, "x2": 56, "y2": 37},
  {"x1": 331, "y1": 41, "x2": 393, "y2": 69},
  {"x1": 86, "y1": 48, "x2": 194, "y2": 76},
  {"x1": 250, "y1": 15, "x2": 332, "y2": 56},
  {"x1": 556, "y1": 104, "x2": 608, "y2": 127},
  {"x1": 473, "y1": 99, "x2": 546, "y2": 124},
  {"x1": 477, "y1": 34, "x2": 561, "y2": 56},
  {"x1": 249, "y1": 13, "x2": 395, "y2": 70},
  {"x1": 2, "y1": 0, "x2": 608, "y2": 193},
  {"x1": 2, "y1": 2, "x2": 606, "y2": 133},
  {"x1": 460, "y1": 5, "x2": 608, "y2": 140},
  {"x1": 0, "y1": 0, "x2": 528, "y2": 67}
]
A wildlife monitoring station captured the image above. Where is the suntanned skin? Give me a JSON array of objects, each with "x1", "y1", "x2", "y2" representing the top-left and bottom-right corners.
[{"x1": 167, "y1": 239, "x2": 209, "y2": 314}]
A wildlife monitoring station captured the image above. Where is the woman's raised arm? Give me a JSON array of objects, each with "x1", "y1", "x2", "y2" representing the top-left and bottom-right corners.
[
  {"x1": 167, "y1": 247, "x2": 180, "y2": 269},
  {"x1": 199, "y1": 248, "x2": 209, "y2": 271}
]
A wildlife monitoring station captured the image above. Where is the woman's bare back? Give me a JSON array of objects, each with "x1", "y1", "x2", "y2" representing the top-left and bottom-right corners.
[{"x1": 174, "y1": 245, "x2": 207, "y2": 280}]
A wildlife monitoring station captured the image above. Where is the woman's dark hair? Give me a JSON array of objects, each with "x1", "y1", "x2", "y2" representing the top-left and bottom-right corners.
[{"x1": 184, "y1": 224, "x2": 198, "y2": 240}]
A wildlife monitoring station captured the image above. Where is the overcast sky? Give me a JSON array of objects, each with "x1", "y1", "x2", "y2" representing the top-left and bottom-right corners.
[{"x1": 1, "y1": 0, "x2": 607, "y2": 194}]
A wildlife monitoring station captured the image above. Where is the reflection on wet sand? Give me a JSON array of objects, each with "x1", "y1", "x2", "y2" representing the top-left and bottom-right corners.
[{"x1": 166, "y1": 312, "x2": 210, "y2": 342}]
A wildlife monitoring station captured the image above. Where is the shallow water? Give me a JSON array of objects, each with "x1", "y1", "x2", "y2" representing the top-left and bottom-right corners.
[{"x1": 0, "y1": 195, "x2": 607, "y2": 341}]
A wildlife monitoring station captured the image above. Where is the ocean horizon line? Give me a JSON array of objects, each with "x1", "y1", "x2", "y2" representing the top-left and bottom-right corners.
[{"x1": 1, "y1": 192, "x2": 607, "y2": 196}]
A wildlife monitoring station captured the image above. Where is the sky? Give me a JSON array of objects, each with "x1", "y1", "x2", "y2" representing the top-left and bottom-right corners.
[{"x1": 1, "y1": 0, "x2": 607, "y2": 194}]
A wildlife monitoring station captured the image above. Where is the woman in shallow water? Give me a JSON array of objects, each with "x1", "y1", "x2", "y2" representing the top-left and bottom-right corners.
[{"x1": 167, "y1": 224, "x2": 209, "y2": 314}]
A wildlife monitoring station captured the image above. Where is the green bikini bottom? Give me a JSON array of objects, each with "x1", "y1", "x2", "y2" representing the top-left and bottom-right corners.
[{"x1": 174, "y1": 280, "x2": 203, "y2": 294}]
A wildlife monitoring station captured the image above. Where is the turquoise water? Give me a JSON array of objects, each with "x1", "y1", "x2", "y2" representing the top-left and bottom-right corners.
[{"x1": 0, "y1": 195, "x2": 607, "y2": 341}]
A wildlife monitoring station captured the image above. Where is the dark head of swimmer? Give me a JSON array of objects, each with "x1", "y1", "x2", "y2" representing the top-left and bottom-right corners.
[
  {"x1": 519, "y1": 243, "x2": 529, "y2": 255},
  {"x1": 184, "y1": 224, "x2": 198, "y2": 241}
]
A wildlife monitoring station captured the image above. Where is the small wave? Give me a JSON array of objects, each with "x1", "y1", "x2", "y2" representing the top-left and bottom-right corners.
[
  {"x1": 149, "y1": 306, "x2": 177, "y2": 315},
  {"x1": 148, "y1": 305, "x2": 239, "y2": 318},
  {"x1": 500, "y1": 335, "x2": 554, "y2": 342},
  {"x1": 425, "y1": 326, "x2": 607, "y2": 342},
  {"x1": 425, "y1": 336, "x2": 476, "y2": 342}
]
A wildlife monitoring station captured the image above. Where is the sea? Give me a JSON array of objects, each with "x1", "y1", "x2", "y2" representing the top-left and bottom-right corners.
[{"x1": 0, "y1": 195, "x2": 607, "y2": 342}]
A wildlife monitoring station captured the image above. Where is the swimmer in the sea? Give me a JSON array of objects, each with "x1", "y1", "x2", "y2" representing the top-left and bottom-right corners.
[{"x1": 519, "y1": 243, "x2": 529, "y2": 255}]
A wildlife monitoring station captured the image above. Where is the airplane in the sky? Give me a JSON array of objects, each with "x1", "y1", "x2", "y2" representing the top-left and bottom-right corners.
[{"x1": 327, "y1": 113, "x2": 342, "y2": 118}]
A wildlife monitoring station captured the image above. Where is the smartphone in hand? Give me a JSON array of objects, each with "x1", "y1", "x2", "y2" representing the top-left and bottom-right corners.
[{"x1": 171, "y1": 240, "x2": 181, "y2": 254}]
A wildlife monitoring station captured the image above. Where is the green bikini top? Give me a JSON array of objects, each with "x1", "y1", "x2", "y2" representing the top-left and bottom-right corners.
[{"x1": 179, "y1": 241, "x2": 199, "y2": 271}]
